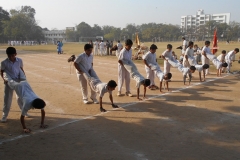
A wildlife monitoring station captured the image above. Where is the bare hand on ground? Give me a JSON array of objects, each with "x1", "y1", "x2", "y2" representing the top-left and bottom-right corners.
[
  {"x1": 40, "y1": 124, "x2": 48, "y2": 129},
  {"x1": 23, "y1": 128, "x2": 31, "y2": 133}
]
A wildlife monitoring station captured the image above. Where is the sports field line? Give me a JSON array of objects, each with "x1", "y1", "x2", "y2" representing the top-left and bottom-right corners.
[{"x1": 0, "y1": 74, "x2": 229, "y2": 145}]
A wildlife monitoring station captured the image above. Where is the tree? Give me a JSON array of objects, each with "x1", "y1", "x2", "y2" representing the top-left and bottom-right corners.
[
  {"x1": 0, "y1": 7, "x2": 10, "y2": 42},
  {"x1": 10, "y1": 6, "x2": 36, "y2": 19},
  {"x1": 76, "y1": 22, "x2": 93, "y2": 37},
  {"x1": 104, "y1": 28, "x2": 121, "y2": 41},
  {"x1": 3, "y1": 6, "x2": 44, "y2": 40},
  {"x1": 92, "y1": 24, "x2": 103, "y2": 36},
  {"x1": 66, "y1": 29, "x2": 77, "y2": 42}
]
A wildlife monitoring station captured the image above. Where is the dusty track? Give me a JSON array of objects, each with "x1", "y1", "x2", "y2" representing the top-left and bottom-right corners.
[{"x1": 0, "y1": 51, "x2": 239, "y2": 159}]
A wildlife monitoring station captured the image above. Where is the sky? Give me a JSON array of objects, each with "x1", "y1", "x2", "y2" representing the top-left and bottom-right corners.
[{"x1": 1, "y1": 0, "x2": 240, "y2": 30}]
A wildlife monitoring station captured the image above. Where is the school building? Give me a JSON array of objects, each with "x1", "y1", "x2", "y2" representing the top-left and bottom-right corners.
[
  {"x1": 181, "y1": 9, "x2": 231, "y2": 32},
  {"x1": 43, "y1": 27, "x2": 75, "y2": 44}
]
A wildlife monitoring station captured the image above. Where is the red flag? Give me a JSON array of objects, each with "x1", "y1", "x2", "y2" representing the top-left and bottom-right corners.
[{"x1": 212, "y1": 28, "x2": 218, "y2": 54}]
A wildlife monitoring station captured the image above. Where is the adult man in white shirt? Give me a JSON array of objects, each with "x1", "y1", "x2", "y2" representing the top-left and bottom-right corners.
[
  {"x1": 99, "y1": 40, "x2": 106, "y2": 56},
  {"x1": 117, "y1": 39, "x2": 133, "y2": 97},
  {"x1": 74, "y1": 44, "x2": 98, "y2": 104},
  {"x1": 116, "y1": 40, "x2": 123, "y2": 57},
  {"x1": 225, "y1": 48, "x2": 239, "y2": 73},
  {"x1": 161, "y1": 44, "x2": 173, "y2": 74},
  {"x1": 201, "y1": 41, "x2": 212, "y2": 75},
  {"x1": 93, "y1": 39, "x2": 99, "y2": 56},
  {"x1": 143, "y1": 44, "x2": 158, "y2": 89}
]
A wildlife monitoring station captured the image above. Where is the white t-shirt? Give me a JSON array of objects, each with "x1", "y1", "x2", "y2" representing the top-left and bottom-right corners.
[
  {"x1": 217, "y1": 54, "x2": 225, "y2": 62},
  {"x1": 225, "y1": 50, "x2": 235, "y2": 61},
  {"x1": 117, "y1": 43, "x2": 123, "y2": 52},
  {"x1": 135, "y1": 78, "x2": 145, "y2": 88},
  {"x1": 185, "y1": 47, "x2": 194, "y2": 58},
  {"x1": 1, "y1": 57, "x2": 23, "y2": 80},
  {"x1": 94, "y1": 41, "x2": 98, "y2": 47},
  {"x1": 178, "y1": 64, "x2": 190, "y2": 76},
  {"x1": 99, "y1": 42, "x2": 105, "y2": 48},
  {"x1": 195, "y1": 65, "x2": 203, "y2": 72},
  {"x1": 12, "y1": 81, "x2": 40, "y2": 116},
  {"x1": 143, "y1": 51, "x2": 157, "y2": 69},
  {"x1": 162, "y1": 50, "x2": 173, "y2": 60},
  {"x1": 202, "y1": 46, "x2": 211, "y2": 54},
  {"x1": 118, "y1": 48, "x2": 132, "y2": 62},
  {"x1": 74, "y1": 53, "x2": 93, "y2": 74},
  {"x1": 96, "y1": 83, "x2": 112, "y2": 98},
  {"x1": 182, "y1": 40, "x2": 188, "y2": 50},
  {"x1": 212, "y1": 58, "x2": 222, "y2": 69},
  {"x1": 155, "y1": 70, "x2": 164, "y2": 82}
]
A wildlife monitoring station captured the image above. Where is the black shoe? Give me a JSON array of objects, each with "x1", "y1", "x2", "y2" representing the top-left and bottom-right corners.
[
  {"x1": 100, "y1": 107, "x2": 106, "y2": 112},
  {"x1": 112, "y1": 104, "x2": 119, "y2": 108}
]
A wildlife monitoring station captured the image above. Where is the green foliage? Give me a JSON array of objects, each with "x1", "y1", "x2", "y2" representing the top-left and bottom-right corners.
[
  {"x1": 0, "y1": 7, "x2": 10, "y2": 42},
  {"x1": 76, "y1": 22, "x2": 93, "y2": 37},
  {"x1": 1, "y1": 6, "x2": 43, "y2": 41}
]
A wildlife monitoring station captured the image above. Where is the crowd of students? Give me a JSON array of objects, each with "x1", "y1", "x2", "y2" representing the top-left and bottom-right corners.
[{"x1": 1, "y1": 38, "x2": 239, "y2": 133}]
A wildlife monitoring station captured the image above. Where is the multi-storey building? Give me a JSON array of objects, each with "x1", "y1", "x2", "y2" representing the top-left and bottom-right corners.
[
  {"x1": 43, "y1": 27, "x2": 75, "y2": 43},
  {"x1": 181, "y1": 9, "x2": 230, "y2": 32}
]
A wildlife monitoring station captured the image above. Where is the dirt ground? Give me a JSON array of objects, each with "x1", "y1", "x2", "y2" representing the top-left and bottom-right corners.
[{"x1": 0, "y1": 50, "x2": 240, "y2": 160}]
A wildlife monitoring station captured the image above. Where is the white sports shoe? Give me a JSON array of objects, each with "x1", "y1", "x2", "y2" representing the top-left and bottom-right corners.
[
  {"x1": 117, "y1": 91, "x2": 121, "y2": 96},
  {"x1": 126, "y1": 91, "x2": 133, "y2": 97},
  {"x1": 91, "y1": 98, "x2": 99, "y2": 104},
  {"x1": 26, "y1": 113, "x2": 31, "y2": 118},
  {"x1": 83, "y1": 100, "x2": 90, "y2": 104},
  {"x1": 1, "y1": 116, "x2": 7, "y2": 123}
]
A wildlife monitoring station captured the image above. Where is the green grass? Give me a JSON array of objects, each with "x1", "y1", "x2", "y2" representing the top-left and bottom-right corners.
[{"x1": 0, "y1": 41, "x2": 239, "y2": 71}]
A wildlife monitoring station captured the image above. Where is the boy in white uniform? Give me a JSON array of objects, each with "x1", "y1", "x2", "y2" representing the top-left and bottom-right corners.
[
  {"x1": 182, "y1": 37, "x2": 188, "y2": 55},
  {"x1": 217, "y1": 50, "x2": 226, "y2": 73},
  {"x1": 193, "y1": 44, "x2": 202, "y2": 64},
  {"x1": 7, "y1": 75, "x2": 47, "y2": 133},
  {"x1": 225, "y1": 48, "x2": 239, "y2": 73},
  {"x1": 203, "y1": 52, "x2": 228, "y2": 77},
  {"x1": 143, "y1": 44, "x2": 158, "y2": 90},
  {"x1": 117, "y1": 39, "x2": 133, "y2": 97},
  {"x1": 93, "y1": 39, "x2": 99, "y2": 56},
  {"x1": 217, "y1": 50, "x2": 226, "y2": 62},
  {"x1": 83, "y1": 72, "x2": 118, "y2": 112},
  {"x1": 74, "y1": 44, "x2": 98, "y2": 104},
  {"x1": 168, "y1": 59, "x2": 196, "y2": 85},
  {"x1": 161, "y1": 44, "x2": 173, "y2": 74},
  {"x1": 201, "y1": 41, "x2": 212, "y2": 75},
  {"x1": 142, "y1": 44, "x2": 172, "y2": 93},
  {"x1": 119, "y1": 54, "x2": 150, "y2": 100},
  {"x1": 118, "y1": 39, "x2": 151, "y2": 100},
  {"x1": 144, "y1": 63, "x2": 172, "y2": 93},
  {"x1": 1, "y1": 47, "x2": 27, "y2": 122},
  {"x1": 99, "y1": 40, "x2": 106, "y2": 56},
  {"x1": 183, "y1": 41, "x2": 196, "y2": 67},
  {"x1": 195, "y1": 64, "x2": 209, "y2": 82},
  {"x1": 116, "y1": 40, "x2": 123, "y2": 57}
]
